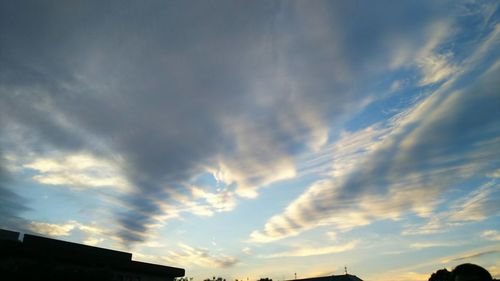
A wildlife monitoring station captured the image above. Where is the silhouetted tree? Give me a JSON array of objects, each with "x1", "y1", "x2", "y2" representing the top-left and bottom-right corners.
[
  {"x1": 206, "y1": 277, "x2": 225, "y2": 281},
  {"x1": 258, "y1": 278, "x2": 272, "y2": 281},
  {"x1": 429, "y1": 268, "x2": 451, "y2": 281},
  {"x1": 452, "y1": 263, "x2": 493, "y2": 281}
]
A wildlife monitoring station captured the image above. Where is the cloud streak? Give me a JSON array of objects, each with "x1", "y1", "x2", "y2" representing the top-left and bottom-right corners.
[
  {"x1": 135, "y1": 243, "x2": 239, "y2": 269},
  {"x1": 249, "y1": 25, "x2": 500, "y2": 243},
  {"x1": 267, "y1": 240, "x2": 358, "y2": 258}
]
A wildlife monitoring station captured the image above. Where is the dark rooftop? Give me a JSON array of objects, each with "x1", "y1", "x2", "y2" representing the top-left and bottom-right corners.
[
  {"x1": 0, "y1": 229, "x2": 184, "y2": 279},
  {"x1": 286, "y1": 275, "x2": 363, "y2": 281}
]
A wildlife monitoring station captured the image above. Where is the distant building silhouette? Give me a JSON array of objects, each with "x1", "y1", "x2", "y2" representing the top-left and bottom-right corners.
[
  {"x1": 285, "y1": 274, "x2": 363, "y2": 281},
  {"x1": 0, "y1": 228, "x2": 184, "y2": 281}
]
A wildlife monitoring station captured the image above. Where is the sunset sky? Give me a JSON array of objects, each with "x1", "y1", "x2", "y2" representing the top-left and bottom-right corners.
[{"x1": 0, "y1": 1, "x2": 499, "y2": 280}]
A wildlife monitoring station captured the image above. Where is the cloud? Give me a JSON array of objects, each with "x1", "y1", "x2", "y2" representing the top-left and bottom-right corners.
[
  {"x1": 0, "y1": 149, "x2": 29, "y2": 230},
  {"x1": 25, "y1": 220, "x2": 111, "y2": 248},
  {"x1": 1, "y1": 1, "x2": 497, "y2": 246},
  {"x1": 415, "y1": 21, "x2": 458, "y2": 85},
  {"x1": 447, "y1": 181, "x2": 500, "y2": 222},
  {"x1": 209, "y1": 153, "x2": 296, "y2": 199},
  {"x1": 249, "y1": 32, "x2": 500, "y2": 243},
  {"x1": 481, "y1": 230, "x2": 500, "y2": 241},
  {"x1": 242, "y1": 247, "x2": 253, "y2": 255},
  {"x1": 409, "y1": 242, "x2": 459, "y2": 250},
  {"x1": 163, "y1": 243, "x2": 239, "y2": 269},
  {"x1": 189, "y1": 186, "x2": 237, "y2": 213},
  {"x1": 28, "y1": 221, "x2": 76, "y2": 237},
  {"x1": 23, "y1": 153, "x2": 129, "y2": 189},
  {"x1": 267, "y1": 240, "x2": 358, "y2": 258},
  {"x1": 441, "y1": 249, "x2": 500, "y2": 263},
  {"x1": 403, "y1": 180, "x2": 500, "y2": 235},
  {"x1": 487, "y1": 169, "x2": 500, "y2": 178},
  {"x1": 83, "y1": 237, "x2": 104, "y2": 246},
  {"x1": 1, "y1": 1, "x2": 333, "y2": 243}
]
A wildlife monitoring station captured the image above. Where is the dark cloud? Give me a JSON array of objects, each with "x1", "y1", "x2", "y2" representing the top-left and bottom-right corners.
[
  {"x1": 0, "y1": 0, "x2": 285, "y2": 242},
  {"x1": 0, "y1": 150, "x2": 30, "y2": 230},
  {"x1": 0, "y1": 1, "x2": 478, "y2": 243}
]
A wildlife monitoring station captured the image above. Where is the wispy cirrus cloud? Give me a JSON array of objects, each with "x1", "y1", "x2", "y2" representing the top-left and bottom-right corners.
[
  {"x1": 409, "y1": 242, "x2": 460, "y2": 250},
  {"x1": 403, "y1": 180, "x2": 500, "y2": 235},
  {"x1": 169, "y1": 243, "x2": 239, "y2": 269},
  {"x1": 440, "y1": 247, "x2": 500, "y2": 263},
  {"x1": 136, "y1": 243, "x2": 239, "y2": 269},
  {"x1": 249, "y1": 24, "x2": 500, "y2": 243},
  {"x1": 267, "y1": 240, "x2": 359, "y2": 258}
]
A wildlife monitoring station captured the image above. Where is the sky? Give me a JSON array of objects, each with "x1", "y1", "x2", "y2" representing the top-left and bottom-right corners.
[{"x1": 0, "y1": 1, "x2": 499, "y2": 280}]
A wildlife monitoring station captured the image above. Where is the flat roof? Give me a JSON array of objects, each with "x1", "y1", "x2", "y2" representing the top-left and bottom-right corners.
[
  {"x1": 0, "y1": 229, "x2": 20, "y2": 241},
  {"x1": 0, "y1": 229, "x2": 184, "y2": 278}
]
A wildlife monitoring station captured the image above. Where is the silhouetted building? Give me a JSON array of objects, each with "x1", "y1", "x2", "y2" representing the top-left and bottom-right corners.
[
  {"x1": 0, "y1": 228, "x2": 20, "y2": 241},
  {"x1": 286, "y1": 274, "x2": 363, "y2": 281},
  {"x1": 0, "y1": 228, "x2": 184, "y2": 281}
]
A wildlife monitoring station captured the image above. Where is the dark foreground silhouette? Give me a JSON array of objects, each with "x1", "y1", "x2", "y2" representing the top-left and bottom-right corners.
[
  {"x1": 2, "y1": 228, "x2": 497, "y2": 281},
  {"x1": 0, "y1": 228, "x2": 184, "y2": 281},
  {"x1": 429, "y1": 263, "x2": 495, "y2": 281}
]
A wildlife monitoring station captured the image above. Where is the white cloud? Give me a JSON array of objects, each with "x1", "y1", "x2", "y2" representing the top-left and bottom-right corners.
[
  {"x1": 28, "y1": 221, "x2": 76, "y2": 237},
  {"x1": 27, "y1": 220, "x2": 115, "y2": 246},
  {"x1": 388, "y1": 18, "x2": 458, "y2": 87},
  {"x1": 482, "y1": 230, "x2": 500, "y2": 241},
  {"x1": 409, "y1": 241, "x2": 459, "y2": 249},
  {"x1": 267, "y1": 240, "x2": 358, "y2": 258},
  {"x1": 417, "y1": 52, "x2": 457, "y2": 85},
  {"x1": 189, "y1": 186, "x2": 237, "y2": 212},
  {"x1": 151, "y1": 185, "x2": 239, "y2": 223},
  {"x1": 23, "y1": 153, "x2": 129, "y2": 190},
  {"x1": 83, "y1": 237, "x2": 104, "y2": 246},
  {"x1": 326, "y1": 231, "x2": 337, "y2": 241},
  {"x1": 447, "y1": 182, "x2": 500, "y2": 222},
  {"x1": 242, "y1": 247, "x2": 252, "y2": 255},
  {"x1": 416, "y1": 21, "x2": 458, "y2": 85},
  {"x1": 27, "y1": 220, "x2": 110, "y2": 247},
  {"x1": 209, "y1": 152, "x2": 296, "y2": 199},
  {"x1": 165, "y1": 243, "x2": 239, "y2": 269},
  {"x1": 403, "y1": 180, "x2": 500, "y2": 235},
  {"x1": 487, "y1": 169, "x2": 500, "y2": 178}
]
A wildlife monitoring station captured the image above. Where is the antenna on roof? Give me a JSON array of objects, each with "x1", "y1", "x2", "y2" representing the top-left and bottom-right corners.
[{"x1": 344, "y1": 266, "x2": 348, "y2": 275}]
